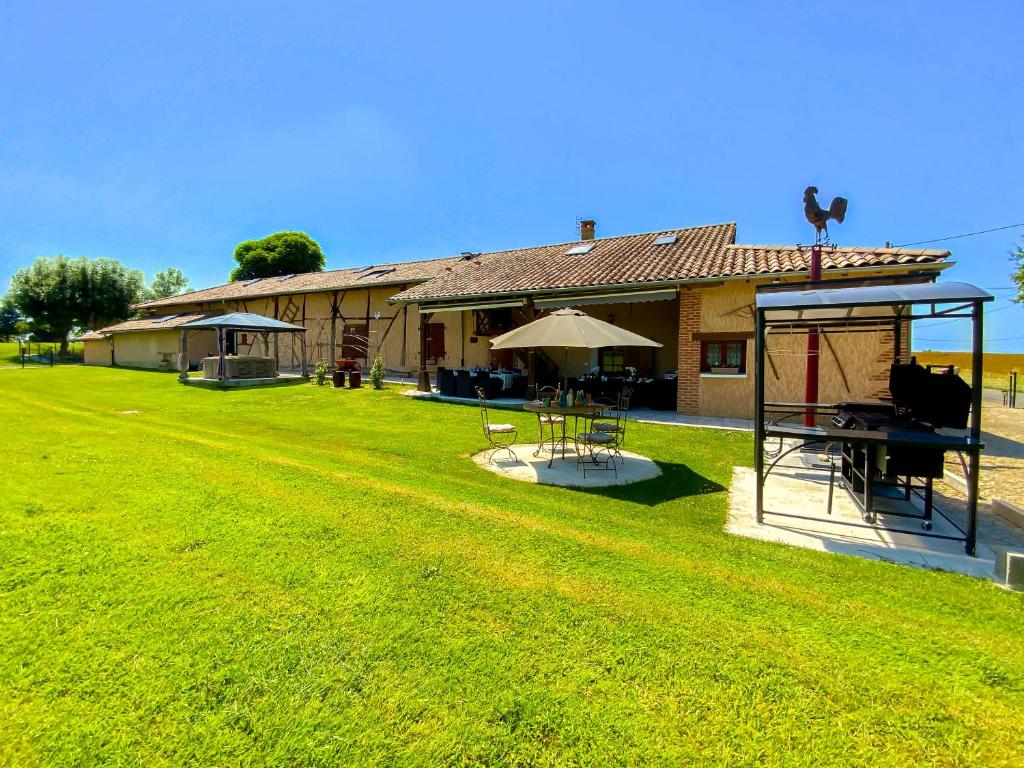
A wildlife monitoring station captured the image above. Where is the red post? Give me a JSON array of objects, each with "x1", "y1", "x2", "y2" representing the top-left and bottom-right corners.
[{"x1": 804, "y1": 244, "x2": 821, "y2": 426}]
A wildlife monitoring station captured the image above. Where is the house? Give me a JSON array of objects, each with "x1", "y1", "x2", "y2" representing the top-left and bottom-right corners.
[{"x1": 83, "y1": 220, "x2": 950, "y2": 417}]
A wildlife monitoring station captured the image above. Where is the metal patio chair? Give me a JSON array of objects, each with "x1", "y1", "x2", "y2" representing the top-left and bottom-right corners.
[
  {"x1": 575, "y1": 425, "x2": 618, "y2": 478},
  {"x1": 533, "y1": 385, "x2": 566, "y2": 457},
  {"x1": 476, "y1": 386, "x2": 518, "y2": 464},
  {"x1": 591, "y1": 386, "x2": 633, "y2": 462}
]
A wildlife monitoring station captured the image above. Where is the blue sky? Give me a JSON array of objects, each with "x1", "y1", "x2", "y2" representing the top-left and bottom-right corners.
[{"x1": 1, "y1": 1, "x2": 1021, "y2": 351}]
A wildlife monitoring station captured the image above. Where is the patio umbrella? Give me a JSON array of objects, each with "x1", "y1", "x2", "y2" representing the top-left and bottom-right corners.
[{"x1": 489, "y1": 308, "x2": 661, "y2": 388}]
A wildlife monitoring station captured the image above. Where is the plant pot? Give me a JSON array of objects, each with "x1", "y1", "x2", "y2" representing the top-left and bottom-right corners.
[{"x1": 710, "y1": 367, "x2": 740, "y2": 375}]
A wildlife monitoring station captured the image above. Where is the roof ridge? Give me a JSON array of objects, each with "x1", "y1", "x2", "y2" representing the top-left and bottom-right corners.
[{"x1": 465, "y1": 222, "x2": 737, "y2": 258}]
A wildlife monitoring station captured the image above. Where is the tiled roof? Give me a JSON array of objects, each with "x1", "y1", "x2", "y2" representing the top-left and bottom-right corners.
[
  {"x1": 133, "y1": 256, "x2": 462, "y2": 310},
  {"x1": 77, "y1": 330, "x2": 108, "y2": 341},
  {"x1": 391, "y1": 223, "x2": 739, "y2": 303},
  {"x1": 97, "y1": 311, "x2": 217, "y2": 334},
  {"x1": 391, "y1": 231, "x2": 949, "y2": 303},
  {"x1": 718, "y1": 245, "x2": 950, "y2": 277}
]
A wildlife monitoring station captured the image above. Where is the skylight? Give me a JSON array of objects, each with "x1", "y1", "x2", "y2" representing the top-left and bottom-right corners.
[
  {"x1": 359, "y1": 268, "x2": 396, "y2": 280},
  {"x1": 277, "y1": 273, "x2": 297, "y2": 281},
  {"x1": 654, "y1": 234, "x2": 677, "y2": 246},
  {"x1": 154, "y1": 313, "x2": 181, "y2": 324},
  {"x1": 566, "y1": 244, "x2": 595, "y2": 255}
]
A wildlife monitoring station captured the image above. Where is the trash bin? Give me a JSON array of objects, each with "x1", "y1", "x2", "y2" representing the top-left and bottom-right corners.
[
  {"x1": 348, "y1": 369, "x2": 362, "y2": 388},
  {"x1": 332, "y1": 369, "x2": 346, "y2": 388}
]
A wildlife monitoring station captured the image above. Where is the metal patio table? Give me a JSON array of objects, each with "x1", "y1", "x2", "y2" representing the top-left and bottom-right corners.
[{"x1": 523, "y1": 401, "x2": 603, "y2": 468}]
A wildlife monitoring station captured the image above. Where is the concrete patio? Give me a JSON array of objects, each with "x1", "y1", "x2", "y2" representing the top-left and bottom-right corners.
[{"x1": 726, "y1": 442, "x2": 1024, "y2": 580}]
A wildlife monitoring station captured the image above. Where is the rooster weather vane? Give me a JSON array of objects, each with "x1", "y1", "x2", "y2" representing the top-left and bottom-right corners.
[{"x1": 803, "y1": 186, "x2": 848, "y2": 244}]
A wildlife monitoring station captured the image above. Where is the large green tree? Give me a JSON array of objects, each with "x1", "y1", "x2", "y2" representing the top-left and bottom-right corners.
[
  {"x1": 5, "y1": 256, "x2": 144, "y2": 352},
  {"x1": 230, "y1": 231, "x2": 325, "y2": 282},
  {"x1": 144, "y1": 267, "x2": 190, "y2": 301}
]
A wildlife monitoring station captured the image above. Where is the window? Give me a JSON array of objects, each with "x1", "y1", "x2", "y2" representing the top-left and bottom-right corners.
[
  {"x1": 653, "y1": 233, "x2": 677, "y2": 246},
  {"x1": 427, "y1": 323, "x2": 446, "y2": 361},
  {"x1": 700, "y1": 339, "x2": 747, "y2": 374},
  {"x1": 358, "y1": 268, "x2": 396, "y2": 280},
  {"x1": 342, "y1": 324, "x2": 368, "y2": 358},
  {"x1": 600, "y1": 348, "x2": 625, "y2": 374},
  {"x1": 566, "y1": 243, "x2": 594, "y2": 255}
]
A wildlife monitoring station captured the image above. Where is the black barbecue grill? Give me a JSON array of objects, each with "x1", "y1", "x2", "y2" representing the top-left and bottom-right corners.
[{"x1": 826, "y1": 360, "x2": 974, "y2": 527}]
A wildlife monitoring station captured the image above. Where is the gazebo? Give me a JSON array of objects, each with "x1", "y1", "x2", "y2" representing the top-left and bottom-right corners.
[{"x1": 177, "y1": 312, "x2": 308, "y2": 383}]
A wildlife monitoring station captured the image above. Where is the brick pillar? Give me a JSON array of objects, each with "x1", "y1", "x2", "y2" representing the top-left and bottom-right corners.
[{"x1": 677, "y1": 290, "x2": 702, "y2": 414}]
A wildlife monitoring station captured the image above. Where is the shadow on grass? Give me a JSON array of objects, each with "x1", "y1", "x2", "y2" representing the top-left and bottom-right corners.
[{"x1": 572, "y1": 461, "x2": 725, "y2": 507}]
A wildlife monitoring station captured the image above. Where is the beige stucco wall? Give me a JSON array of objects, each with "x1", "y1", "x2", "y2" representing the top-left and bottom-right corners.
[
  {"x1": 112, "y1": 330, "x2": 184, "y2": 369},
  {"x1": 83, "y1": 338, "x2": 111, "y2": 366},
  {"x1": 693, "y1": 279, "x2": 901, "y2": 420}
]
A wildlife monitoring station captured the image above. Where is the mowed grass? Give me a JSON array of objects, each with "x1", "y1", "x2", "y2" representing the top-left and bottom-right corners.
[
  {"x1": 1, "y1": 368, "x2": 1022, "y2": 767},
  {"x1": 914, "y1": 350, "x2": 1024, "y2": 391}
]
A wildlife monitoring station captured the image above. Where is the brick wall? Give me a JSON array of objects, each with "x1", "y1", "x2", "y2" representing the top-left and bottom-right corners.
[{"x1": 677, "y1": 289, "x2": 702, "y2": 413}]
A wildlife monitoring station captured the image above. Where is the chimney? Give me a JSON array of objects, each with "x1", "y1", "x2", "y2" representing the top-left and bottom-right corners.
[{"x1": 579, "y1": 219, "x2": 596, "y2": 241}]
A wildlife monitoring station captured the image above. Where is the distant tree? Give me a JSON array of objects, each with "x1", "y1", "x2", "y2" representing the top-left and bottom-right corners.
[
  {"x1": 5, "y1": 256, "x2": 144, "y2": 352},
  {"x1": 230, "y1": 231, "x2": 325, "y2": 282},
  {"x1": 1013, "y1": 240, "x2": 1024, "y2": 303},
  {"x1": 0, "y1": 298, "x2": 21, "y2": 341},
  {"x1": 145, "y1": 267, "x2": 190, "y2": 301}
]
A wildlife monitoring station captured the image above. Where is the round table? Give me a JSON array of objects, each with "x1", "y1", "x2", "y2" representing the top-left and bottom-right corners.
[{"x1": 523, "y1": 401, "x2": 603, "y2": 468}]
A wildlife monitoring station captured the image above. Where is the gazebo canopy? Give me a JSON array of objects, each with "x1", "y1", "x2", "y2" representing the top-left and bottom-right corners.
[
  {"x1": 755, "y1": 281, "x2": 993, "y2": 325},
  {"x1": 179, "y1": 312, "x2": 306, "y2": 333},
  {"x1": 177, "y1": 311, "x2": 308, "y2": 382}
]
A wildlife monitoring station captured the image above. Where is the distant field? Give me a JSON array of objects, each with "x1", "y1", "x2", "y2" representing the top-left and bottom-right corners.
[{"x1": 913, "y1": 350, "x2": 1024, "y2": 391}]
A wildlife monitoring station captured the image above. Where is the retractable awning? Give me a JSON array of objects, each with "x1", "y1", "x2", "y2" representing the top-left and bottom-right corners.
[
  {"x1": 534, "y1": 288, "x2": 677, "y2": 310},
  {"x1": 419, "y1": 298, "x2": 527, "y2": 314}
]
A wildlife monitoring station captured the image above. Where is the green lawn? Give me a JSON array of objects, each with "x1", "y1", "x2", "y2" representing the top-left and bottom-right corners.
[{"x1": 1, "y1": 367, "x2": 1022, "y2": 767}]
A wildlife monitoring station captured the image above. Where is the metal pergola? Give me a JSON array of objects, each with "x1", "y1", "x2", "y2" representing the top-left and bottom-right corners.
[
  {"x1": 753, "y1": 276, "x2": 993, "y2": 555},
  {"x1": 176, "y1": 312, "x2": 308, "y2": 382}
]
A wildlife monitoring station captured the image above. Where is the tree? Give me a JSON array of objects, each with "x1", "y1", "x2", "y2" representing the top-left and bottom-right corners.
[
  {"x1": 230, "y1": 231, "x2": 325, "y2": 282},
  {"x1": 1013, "y1": 240, "x2": 1024, "y2": 303},
  {"x1": 145, "y1": 268, "x2": 190, "y2": 301},
  {"x1": 0, "y1": 298, "x2": 21, "y2": 341},
  {"x1": 5, "y1": 256, "x2": 144, "y2": 352}
]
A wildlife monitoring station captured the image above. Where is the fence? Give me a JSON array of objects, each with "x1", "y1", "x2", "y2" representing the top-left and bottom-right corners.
[{"x1": 13, "y1": 341, "x2": 84, "y2": 367}]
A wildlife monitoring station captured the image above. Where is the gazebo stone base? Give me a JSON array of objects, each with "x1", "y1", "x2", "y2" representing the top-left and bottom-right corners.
[{"x1": 181, "y1": 373, "x2": 306, "y2": 389}]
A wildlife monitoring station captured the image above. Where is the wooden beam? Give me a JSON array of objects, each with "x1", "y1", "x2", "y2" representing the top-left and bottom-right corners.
[
  {"x1": 821, "y1": 331, "x2": 850, "y2": 394},
  {"x1": 376, "y1": 308, "x2": 402, "y2": 352},
  {"x1": 329, "y1": 290, "x2": 339, "y2": 365},
  {"x1": 400, "y1": 305, "x2": 408, "y2": 368},
  {"x1": 417, "y1": 311, "x2": 433, "y2": 391},
  {"x1": 273, "y1": 297, "x2": 280, "y2": 366}
]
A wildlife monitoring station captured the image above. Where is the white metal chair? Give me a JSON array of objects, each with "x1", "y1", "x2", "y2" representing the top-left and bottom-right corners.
[{"x1": 476, "y1": 386, "x2": 518, "y2": 464}]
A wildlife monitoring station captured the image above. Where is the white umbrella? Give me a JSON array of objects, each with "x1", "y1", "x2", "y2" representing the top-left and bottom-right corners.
[{"x1": 490, "y1": 308, "x2": 661, "y2": 388}]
